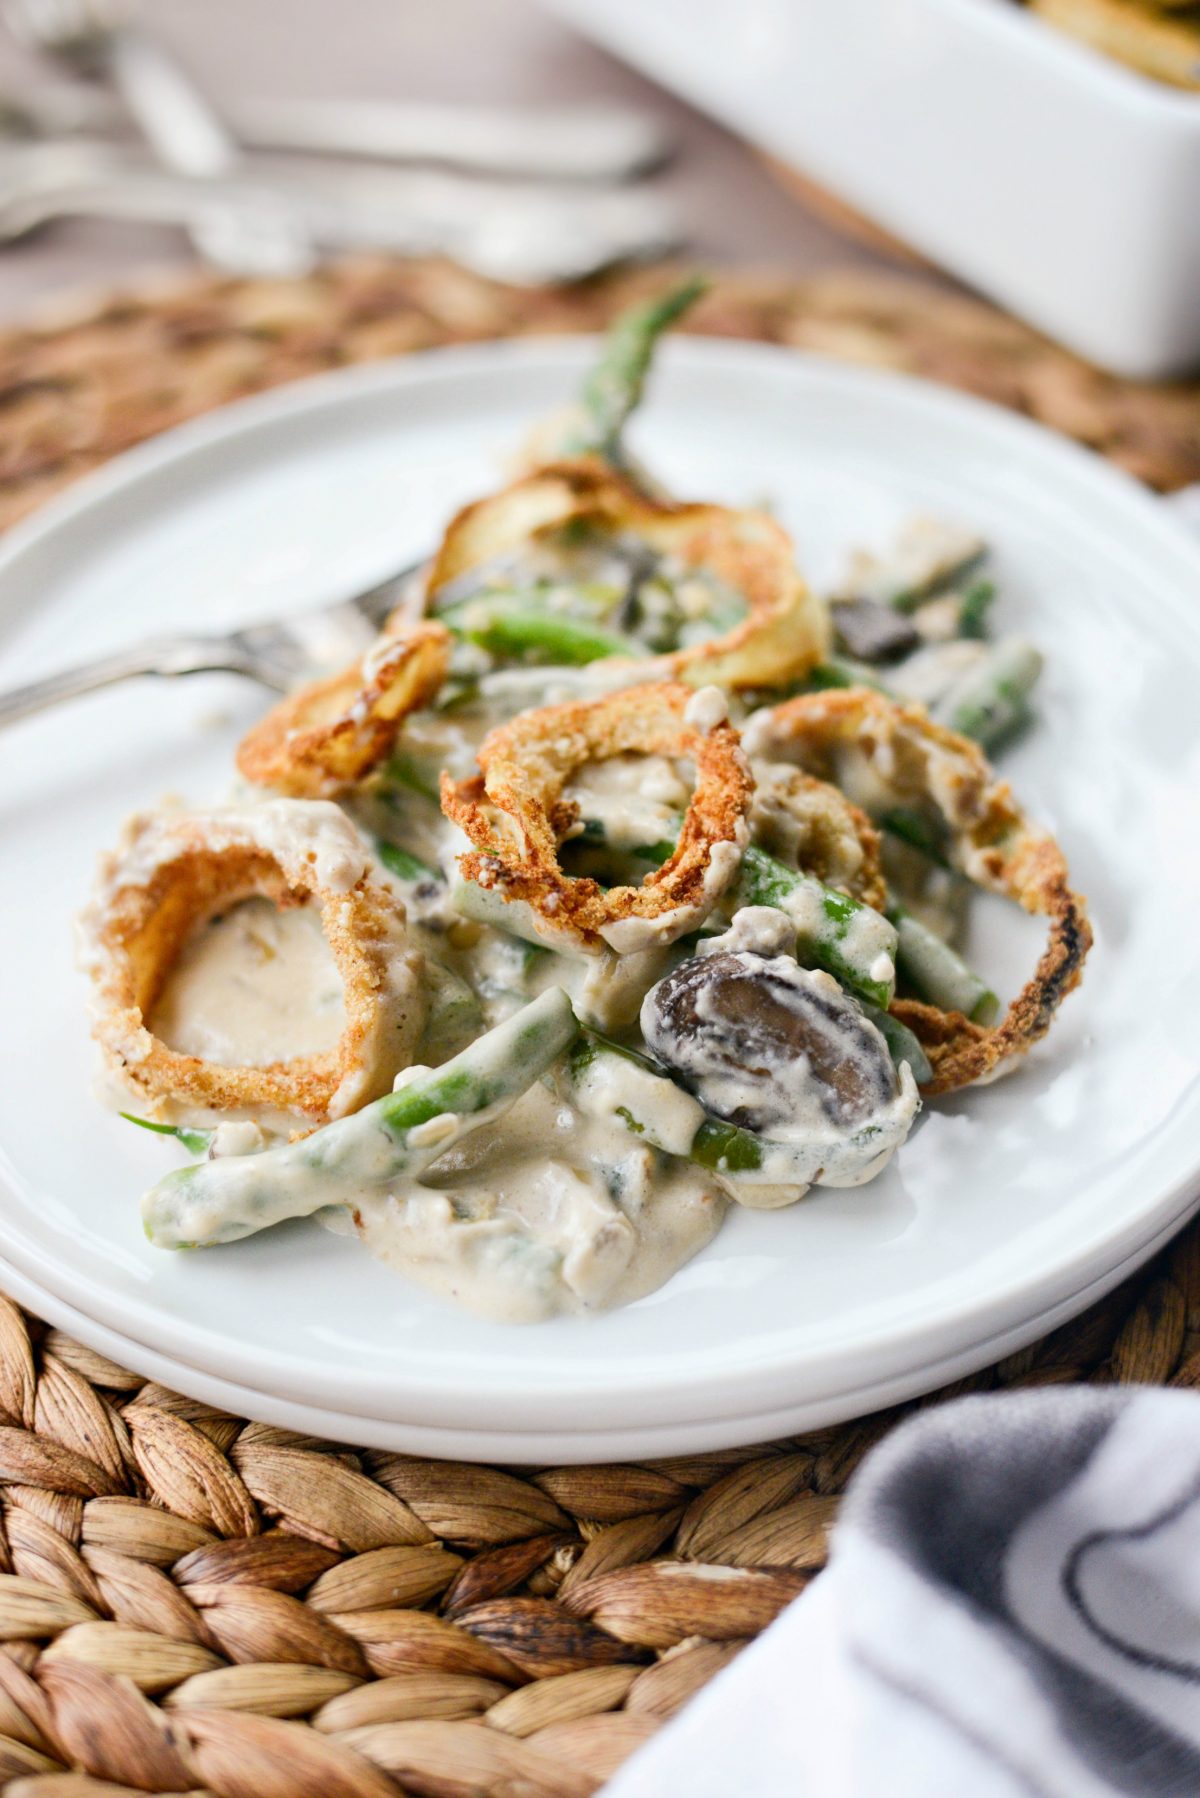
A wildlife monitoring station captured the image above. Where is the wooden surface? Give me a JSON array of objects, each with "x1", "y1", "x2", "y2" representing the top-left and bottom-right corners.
[
  {"x1": 0, "y1": 256, "x2": 1196, "y2": 1794},
  {"x1": 2, "y1": 258, "x2": 1196, "y2": 538}
]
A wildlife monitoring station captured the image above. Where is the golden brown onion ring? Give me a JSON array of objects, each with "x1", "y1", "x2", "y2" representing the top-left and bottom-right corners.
[
  {"x1": 743, "y1": 688, "x2": 1091, "y2": 1093},
  {"x1": 79, "y1": 802, "x2": 425, "y2": 1123},
  {"x1": 441, "y1": 680, "x2": 754, "y2": 955},
  {"x1": 421, "y1": 456, "x2": 829, "y2": 690},
  {"x1": 236, "y1": 621, "x2": 451, "y2": 798},
  {"x1": 749, "y1": 762, "x2": 886, "y2": 912}
]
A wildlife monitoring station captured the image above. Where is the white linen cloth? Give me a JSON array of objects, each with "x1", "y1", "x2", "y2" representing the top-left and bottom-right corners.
[{"x1": 607, "y1": 1387, "x2": 1200, "y2": 1798}]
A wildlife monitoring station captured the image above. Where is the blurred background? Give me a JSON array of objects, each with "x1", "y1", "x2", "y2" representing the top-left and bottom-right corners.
[
  {"x1": 0, "y1": 0, "x2": 906, "y2": 312},
  {"x1": 0, "y1": 0, "x2": 1196, "y2": 512}
]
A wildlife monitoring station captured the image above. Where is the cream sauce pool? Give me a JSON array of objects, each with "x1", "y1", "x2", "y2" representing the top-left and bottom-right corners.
[
  {"x1": 344, "y1": 1081, "x2": 725, "y2": 1323},
  {"x1": 150, "y1": 897, "x2": 345, "y2": 1065}
]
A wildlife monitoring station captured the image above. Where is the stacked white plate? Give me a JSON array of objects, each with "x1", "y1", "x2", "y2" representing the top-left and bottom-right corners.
[{"x1": 1, "y1": 340, "x2": 1198, "y2": 1462}]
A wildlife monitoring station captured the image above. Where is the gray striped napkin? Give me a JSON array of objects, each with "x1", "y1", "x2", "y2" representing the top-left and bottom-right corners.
[{"x1": 609, "y1": 1386, "x2": 1200, "y2": 1798}]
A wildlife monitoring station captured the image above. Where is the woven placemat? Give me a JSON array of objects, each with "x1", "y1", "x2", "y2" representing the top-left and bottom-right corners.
[{"x1": 0, "y1": 257, "x2": 1198, "y2": 1798}]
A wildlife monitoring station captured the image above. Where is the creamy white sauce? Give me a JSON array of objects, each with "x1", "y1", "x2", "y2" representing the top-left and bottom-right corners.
[
  {"x1": 149, "y1": 898, "x2": 345, "y2": 1066},
  {"x1": 683, "y1": 685, "x2": 729, "y2": 732},
  {"x1": 210, "y1": 1120, "x2": 266, "y2": 1158},
  {"x1": 345, "y1": 1081, "x2": 724, "y2": 1322},
  {"x1": 564, "y1": 753, "x2": 690, "y2": 851},
  {"x1": 700, "y1": 905, "x2": 796, "y2": 960},
  {"x1": 840, "y1": 517, "x2": 983, "y2": 607},
  {"x1": 578, "y1": 945, "x2": 673, "y2": 1031},
  {"x1": 888, "y1": 640, "x2": 986, "y2": 707}
]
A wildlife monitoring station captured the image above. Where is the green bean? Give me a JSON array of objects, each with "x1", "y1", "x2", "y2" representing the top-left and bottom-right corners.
[
  {"x1": 806, "y1": 659, "x2": 894, "y2": 695},
  {"x1": 934, "y1": 637, "x2": 1043, "y2": 749},
  {"x1": 858, "y1": 1004, "x2": 933, "y2": 1086},
  {"x1": 142, "y1": 988, "x2": 579, "y2": 1250},
  {"x1": 878, "y1": 807, "x2": 951, "y2": 867},
  {"x1": 956, "y1": 578, "x2": 995, "y2": 640},
  {"x1": 733, "y1": 846, "x2": 896, "y2": 1010},
  {"x1": 590, "y1": 820, "x2": 898, "y2": 1010},
  {"x1": 883, "y1": 542, "x2": 986, "y2": 613},
  {"x1": 433, "y1": 574, "x2": 623, "y2": 619},
  {"x1": 380, "y1": 751, "x2": 440, "y2": 804},
  {"x1": 438, "y1": 596, "x2": 641, "y2": 665},
  {"x1": 689, "y1": 1118, "x2": 771, "y2": 1176},
  {"x1": 569, "y1": 277, "x2": 708, "y2": 460},
  {"x1": 375, "y1": 839, "x2": 440, "y2": 884},
  {"x1": 469, "y1": 654, "x2": 670, "y2": 717},
  {"x1": 568, "y1": 1033, "x2": 904, "y2": 1186},
  {"x1": 450, "y1": 873, "x2": 572, "y2": 957},
  {"x1": 889, "y1": 904, "x2": 999, "y2": 1025},
  {"x1": 419, "y1": 961, "x2": 485, "y2": 1065},
  {"x1": 121, "y1": 1114, "x2": 214, "y2": 1157},
  {"x1": 567, "y1": 1033, "x2": 766, "y2": 1175}
]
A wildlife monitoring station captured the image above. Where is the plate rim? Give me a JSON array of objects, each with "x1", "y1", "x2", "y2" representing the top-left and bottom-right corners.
[
  {"x1": 0, "y1": 1191, "x2": 1192, "y2": 1461},
  {"x1": 2, "y1": 334, "x2": 1200, "y2": 1434},
  {"x1": 2, "y1": 332, "x2": 1199, "y2": 629}
]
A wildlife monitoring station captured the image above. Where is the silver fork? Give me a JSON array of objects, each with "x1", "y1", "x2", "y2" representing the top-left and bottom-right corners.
[
  {"x1": 0, "y1": 561, "x2": 422, "y2": 729},
  {"x1": 0, "y1": 140, "x2": 681, "y2": 283},
  {"x1": 3, "y1": 0, "x2": 314, "y2": 273}
]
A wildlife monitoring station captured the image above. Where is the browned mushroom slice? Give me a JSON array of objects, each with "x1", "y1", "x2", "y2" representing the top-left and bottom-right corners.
[{"x1": 642, "y1": 950, "x2": 900, "y2": 1135}]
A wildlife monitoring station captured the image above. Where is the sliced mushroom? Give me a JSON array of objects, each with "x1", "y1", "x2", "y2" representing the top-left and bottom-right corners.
[{"x1": 641, "y1": 950, "x2": 899, "y2": 1135}]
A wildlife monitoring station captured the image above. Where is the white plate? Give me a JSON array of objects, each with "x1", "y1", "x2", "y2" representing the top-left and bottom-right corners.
[
  {"x1": 1, "y1": 339, "x2": 1198, "y2": 1461},
  {"x1": 0, "y1": 1218, "x2": 1183, "y2": 1461}
]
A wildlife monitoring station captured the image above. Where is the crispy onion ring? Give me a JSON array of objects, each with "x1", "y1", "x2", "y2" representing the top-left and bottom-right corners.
[
  {"x1": 421, "y1": 456, "x2": 829, "y2": 689},
  {"x1": 743, "y1": 689, "x2": 1091, "y2": 1094},
  {"x1": 236, "y1": 621, "x2": 451, "y2": 798},
  {"x1": 749, "y1": 762, "x2": 885, "y2": 911},
  {"x1": 441, "y1": 681, "x2": 754, "y2": 955},
  {"x1": 79, "y1": 802, "x2": 425, "y2": 1123}
]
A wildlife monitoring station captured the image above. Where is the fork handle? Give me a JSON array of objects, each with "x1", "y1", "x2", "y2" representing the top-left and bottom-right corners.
[
  {"x1": 0, "y1": 636, "x2": 266, "y2": 730},
  {"x1": 107, "y1": 32, "x2": 241, "y2": 177},
  {"x1": 105, "y1": 30, "x2": 314, "y2": 275}
]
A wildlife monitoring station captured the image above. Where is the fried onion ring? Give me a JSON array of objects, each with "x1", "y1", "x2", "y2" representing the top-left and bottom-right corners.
[
  {"x1": 421, "y1": 456, "x2": 829, "y2": 690},
  {"x1": 236, "y1": 621, "x2": 451, "y2": 797},
  {"x1": 743, "y1": 689, "x2": 1091, "y2": 1093},
  {"x1": 79, "y1": 801, "x2": 425, "y2": 1123},
  {"x1": 441, "y1": 681, "x2": 754, "y2": 955},
  {"x1": 749, "y1": 761, "x2": 886, "y2": 912}
]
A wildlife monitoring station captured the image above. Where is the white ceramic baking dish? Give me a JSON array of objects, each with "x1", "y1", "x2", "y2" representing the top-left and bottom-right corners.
[{"x1": 546, "y1": 0, "x2": 1200, "y2": 378}]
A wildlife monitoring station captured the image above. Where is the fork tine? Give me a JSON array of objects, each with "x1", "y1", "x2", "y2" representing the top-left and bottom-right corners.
[
  {"x1": 0, "y1": 550, "x2": 431, "y2": 728},
  {"x1": 353, "y1": 558, "x2": 427, "y2": 628},
  {"x1": 231, "y1": 555, "x2": 427, "y2": 683}
]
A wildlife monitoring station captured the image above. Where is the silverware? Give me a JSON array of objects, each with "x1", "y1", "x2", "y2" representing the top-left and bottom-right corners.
[
  {"x1": 0, "y1": 141, "x2": 681, "y2": 283},
  {"x1": 221, "y1": 97, "x2": 672, "y2": 182},
  {"x1": 0, "y1": 82, "x2": 672, "y2": 181},
  {"x1": 3, "y1": 0, "x2": 314, "y2": 273},
  {"x1": 0, "y1": 562, "x2": 422, "y2": 730}
]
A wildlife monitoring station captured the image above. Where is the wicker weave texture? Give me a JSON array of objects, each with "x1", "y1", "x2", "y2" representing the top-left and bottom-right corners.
[
  {"x1": 1, "y1": 257, "x2": 1197, "y2": 540},
  {"x1": 0, "y1": 1259, "x2": 1194, "y2": 1798},
  {"x1": 0, "y1": 257, "x2": 1197, "y2": 1795}
]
